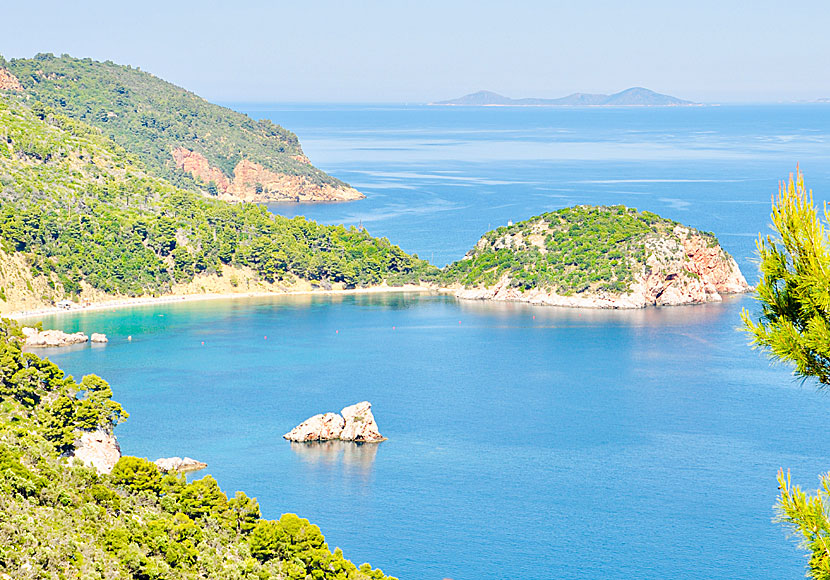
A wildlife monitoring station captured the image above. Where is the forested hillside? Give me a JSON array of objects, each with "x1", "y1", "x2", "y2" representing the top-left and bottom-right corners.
[
  {"x1": 0, "y1": 317, "x2": 394, "y2": 579},
  {"x1": 1, "y1": 53, "x2": 360, "y2": 202},
  {"x1": 0, "y1": 93, "x2": 437, "y2": 311}
]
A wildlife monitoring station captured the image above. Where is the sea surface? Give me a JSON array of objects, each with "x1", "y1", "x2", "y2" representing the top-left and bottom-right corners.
[{"x1": 40, "y1": 103, "x2": 830, "y2": 579}]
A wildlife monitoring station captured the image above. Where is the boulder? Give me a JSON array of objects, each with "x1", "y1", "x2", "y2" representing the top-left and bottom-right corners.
[
  {"x1": 22, "y1": 327, "x2": 89, "y2": 348},
  {"x1": 68, "y1": 429, "x2": 121, "y2": 474},
  {"x1": 340, "y1": 401, "x2": 386, "y2": 442},
  {"x1": 284, "y1": 403, "x2": 385, "y2": 443},
  {"x1": 90, "y1": 333, "x2": 108, "y2": 343},
  {"x1": 283, "y1": 412, "x2": 345, "y2": 442},
  {"x1": 154, "y1": 456, "x2": 207, "y2": 473}
]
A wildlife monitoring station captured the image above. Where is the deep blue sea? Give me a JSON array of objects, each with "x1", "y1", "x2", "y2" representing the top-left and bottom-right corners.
[{"x1": 39, "y1": 104, "x2": 830, "y2": 580}]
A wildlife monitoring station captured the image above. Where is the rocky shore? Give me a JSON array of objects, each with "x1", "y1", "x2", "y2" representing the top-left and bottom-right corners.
[
  {"x1": 67, "y1": 429, "x2": 206, "y2": 475},
  {"x1": 284, "y1": 401, "x2": 386, "y2": 443},
  {"x1": 21, "y1": 327, "x2": 108, "y2": 347}
]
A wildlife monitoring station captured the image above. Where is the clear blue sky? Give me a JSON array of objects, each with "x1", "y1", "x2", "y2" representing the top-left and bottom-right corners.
[{"x1": 3, "y1": 0, "x2": 828, "y2": 103}]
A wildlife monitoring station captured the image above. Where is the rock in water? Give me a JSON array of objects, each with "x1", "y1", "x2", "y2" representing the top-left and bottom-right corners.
[
  {"x1": 22, "y1": 327, "x2": 89, "y2": 347},
  {"x1": 90, "y1": 333, "x2": 108, "y2": 343},
  {"x1": 283, "y1": 412, "x2": 346, "y2": 442},
  {"x1": 68, "y1": 429, "x2": 121, "y2": 474},
  {"x1": 154, "y1": 456, "x2": 207, "y2": 473},
  {"x1": 340, "y1": 401, "x2": 386, "y2": 442}
]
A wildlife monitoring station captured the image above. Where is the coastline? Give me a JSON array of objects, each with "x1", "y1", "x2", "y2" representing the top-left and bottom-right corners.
[{"x1": 9, "y1": 284, "x2": 438, "y2": 321}]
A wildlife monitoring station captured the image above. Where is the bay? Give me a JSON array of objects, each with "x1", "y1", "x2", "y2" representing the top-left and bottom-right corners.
[{"x1": 39, "y1": 103, "x2": 830, "y2": 579}]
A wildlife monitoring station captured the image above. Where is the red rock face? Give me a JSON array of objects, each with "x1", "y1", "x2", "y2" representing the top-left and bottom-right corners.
[
  {"x1": 682, "y1": 233, "x2": 749, "y2": 294},
  {"x1": 171, "y1": 147, "x2": 230, "y2": 190},
  {"x1": 171, "y1": 147, "x2": 363, "y2": 202},
  {"x1": 0, "y1": 68, "x2": 23, "y2": 91}
]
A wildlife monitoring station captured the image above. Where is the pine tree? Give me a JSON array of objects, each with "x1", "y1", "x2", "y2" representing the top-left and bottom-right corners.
[
  {"x1": 741, "y1": 167, "x2": 830, "y2": 384},
  {"x1": 743, "y1": 168, "x2": 830, "y2": 578}
]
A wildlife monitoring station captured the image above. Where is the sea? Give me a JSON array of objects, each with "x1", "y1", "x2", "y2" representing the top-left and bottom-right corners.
[{"x1": 38, "y1": 103, "x2": 830, "y2": 580}]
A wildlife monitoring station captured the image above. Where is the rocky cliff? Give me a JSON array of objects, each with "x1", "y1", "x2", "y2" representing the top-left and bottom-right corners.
[
  {"x1": 449, "y1": 206, "x2": 750, "y2": 309},
  {"x1": 172, "y1": 147, "x2": 364, "y2": 202},
  {"x1": 67, "y1": 429, "x2": 121, "y2": 474}
]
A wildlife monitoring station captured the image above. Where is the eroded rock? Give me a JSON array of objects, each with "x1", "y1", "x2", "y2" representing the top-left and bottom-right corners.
[
  {"x1": 68, "y1": 429, "x2": 121, "y2": 474},
  {"x1": 154, "y1": 456, "x2": 207, "y2": 473},
  {"x1": 340, "y1": 401, "x2": 386, "y2": 442},
  {"x1": 22, "y1": 327, "x2": 89, "y2": 347},
  {"x1": 283, "y1": 403, "x2": 385, "y2": 443},
  {"x1": 283, "y1": 412, "x2": 346, "y2": 442}
]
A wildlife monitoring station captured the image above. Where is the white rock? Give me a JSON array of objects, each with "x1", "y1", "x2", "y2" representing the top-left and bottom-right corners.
[
  {"x1": 90, "y1": 333, "x2": 108, "y2": 343},
  {"x1": 154, "y1": 456, "x2": 207, "y2": 473},
  {"x1": 68, "y1": 429, "x2": 121, "y2": 474},
  {"x1": 23, "y1": 328, "x2": 88, "y2": 347},
  {"x1": 340, "y1": 401, "x2": 386, "y2": 442},
  {"x1": 283, "y1": 412, "x2": 345, "y2": 442}
]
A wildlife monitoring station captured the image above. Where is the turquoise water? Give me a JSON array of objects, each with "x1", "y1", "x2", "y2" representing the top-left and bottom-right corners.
[{"x1": 40, "y1": 104, "x2": 830, "y2": 579}]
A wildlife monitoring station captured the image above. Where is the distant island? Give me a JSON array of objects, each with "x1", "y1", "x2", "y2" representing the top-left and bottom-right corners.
[{"x1": 432, "y1": 87, "x2": 695, "y2": 107}]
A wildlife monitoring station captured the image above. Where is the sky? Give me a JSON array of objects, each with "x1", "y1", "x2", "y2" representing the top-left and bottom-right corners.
[{"x1": 2, "y1": 0, "x2": 829, "y2": 103}]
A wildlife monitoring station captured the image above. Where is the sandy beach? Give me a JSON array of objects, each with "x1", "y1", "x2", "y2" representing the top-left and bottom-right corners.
[{"x1": 9, "y1": 284, "x2": 439, "y2": 321}]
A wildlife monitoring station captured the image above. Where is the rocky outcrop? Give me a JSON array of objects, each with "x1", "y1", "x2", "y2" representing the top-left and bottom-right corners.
[
  {"x1": 22, "y1": 327, "x2": 109, "y2": 347},
  {"x1": 455, "y1": 225, "x2": 750, "y2": 309},
  {"x1": 340, "y1": 401, "x2": 385, "y2": 442},
  {"x1": 68, "y1": 429, "x2": 121, "y2": 474},
  {"x1": 284, "y1": 402, "x2": 386, "y2": 443},
  {"x1": 154, "y1": 456, "x2": 207, "y2": 473},
  {"x1": 284, "y1": 412, "x2": 346, "y2": 442},
  {"x1": 171, "y1": 147, "x2": 364, "y2": 203},
  {"x1": 22, "y1": 327, "x2": 89, "y2": 347},
  {"x1": 0, "y1": 68, "x2": 22, "y2": 91}
]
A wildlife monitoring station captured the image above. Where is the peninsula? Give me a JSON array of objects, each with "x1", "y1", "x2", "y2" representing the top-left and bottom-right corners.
[
  {"x1": 443, "y1": 205, "x2": 749, "y2": 308},
  {"x1": 433, "y1": 87, "x2": 694, "y2": 107},
  {"x1": 0, "y1": 53, "x2": 362, "y2": 203}
]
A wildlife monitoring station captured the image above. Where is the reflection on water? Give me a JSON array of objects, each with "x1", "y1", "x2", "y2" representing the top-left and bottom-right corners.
[
  {"x1": 290, "y1": 441, "x2": 379, "y2": 475},
  {"x1": 454, "y1": 293, "x2": 747, "y2": 327}
]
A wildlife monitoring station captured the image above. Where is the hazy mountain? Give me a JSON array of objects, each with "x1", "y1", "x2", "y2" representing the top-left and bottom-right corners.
[{"x1": 434, "y1": 87, "x2": 694, "y2": 106}]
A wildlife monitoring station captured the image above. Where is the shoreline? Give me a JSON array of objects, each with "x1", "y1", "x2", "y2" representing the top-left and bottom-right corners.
[{"x1": 9, "y1": 284, "x2": 441, "y2": 321}]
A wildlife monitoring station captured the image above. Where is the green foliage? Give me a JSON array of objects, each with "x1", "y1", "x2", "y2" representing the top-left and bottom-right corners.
[
  {"x1": 0, "y1": 316, "x2": 396, "y2": 579},
  {"x1": 741, "y1": 168, "x2": 830, "y2": 579},
  {"x1": 0, "y1": 95, "x2": 438, "y2": 298},
  {"x1": 111, "y1": 456, "x2": 163, "y2": 494},
  {"x1": 776, "y1": 469, "x2": 830, "y2": 579},
  {"x1": 443, "y1": 204, "x2": 690, "y2": 294},
  {"x1": 6, "y1": 53, "x2": 343, "y2": 189},
  {"x1": 741, "y1": 168, "x2": 830, "y2": 384}
]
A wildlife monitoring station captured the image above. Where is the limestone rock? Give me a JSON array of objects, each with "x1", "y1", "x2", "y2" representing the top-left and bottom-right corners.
[
  {"x1": 22, "y1": 327, "x2": 89, "y2": 347},
  {"x1": 68, "y1": 429, "x2": 121, "y2": 474},
  {"x1": 90, "y1": 333, "x2": 109, "y2": 343},
  {"x1": 154, "y1": 456, "x2": 207, "y2": 473},
  {"x1": 283, "y1": 412, "x2": 345, "y2": 442},
  {"x1": 340, "y1": 401, "x2": 386, "y2": 442}
]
